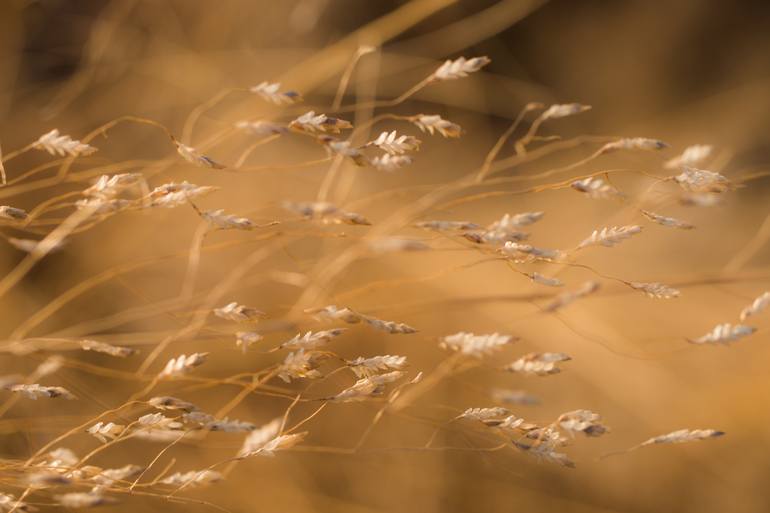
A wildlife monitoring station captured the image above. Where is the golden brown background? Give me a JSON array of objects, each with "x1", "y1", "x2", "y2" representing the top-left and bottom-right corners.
[{"x1": 1, "y1": 0, "x2": 770, "y2": 512}]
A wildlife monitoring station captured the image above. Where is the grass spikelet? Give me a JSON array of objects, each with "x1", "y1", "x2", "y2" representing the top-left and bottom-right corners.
[
  {"x1": 506, "y1": 352, "x2": 571, "y2": 376},
  {"x1": 159, "y1": 353, "x2": 209, "y2": 378},
  {"x1": 80, "y1": 339, "x2": 137, "y2": 357},
  {"x1": 368, "y1": 131, "x2": 421, "y2": 155},
  {"x1": 174, "y1": 140, "x2": 226, "y2": 169},
  {"x1": 673, "y1": 166, "x2": 731, "y2": 193},
  {"x1": 0, "y1": 206, "x2": 28, "y2": 221},
  {"x1": 33, "y1": 129, "x2": 97, "y2": 157},
  {"x1": 370, "y1": 153, "x2": 413, "y2": 172},
  {"x1": 235, "y1": 331, "x2": 264, "y2": 352},
  {"x1": 558, "y1": 409, "x2": 609, "y2": 437},
  {"x1": 526, "y1": 272, "x2": 564, "y2": 287},
  {"x1": 161, "y1": 469, "x2": 223, "y2": 488},
  {"x1": 640, "y1": 428, "x2": 724, "y2": 447},
  {"x1": 599, "y1": 137, "x2": 668, "y2": 153},
  {"x1": 87, "y1": 422, "x2": 125, "y2": 443},
  {"x1": 290, "y1": 111, "x2": 352, "y2": 134},
  {"x1": 688, "y1": 324, "x2": 756, "y2": 345},
  {"x1": 201, "y1": 209, "x2": 256, "y2": 230},
  {"x1": 348, "y1": 355, "x2": 408, "y2": 378},
  {"x1": 214, "y1": 302, "x2": 265, "y2": 322},
  {"x1": 665, "y1": 144, "x2": 713, "y2": 169},
  {"x1": 9, "y1": 384, "x2": 76, "y2": 400},
  {"x1": 440, "y1": 332, "x2": 517, "y2": 358},
  {"x1": 540, "y1": 103, "x2": 592, "y2": 121},
  {"x1": 492, "y1": 389, "x2": 540, "y2": 406},
  {"x1": 432, "y1": 56, "x2": 491, "y2": 81},
  {"x1": 278, "y1": 349, "x2": 326, "y2": 383},
  {"x1": 249, "y1": 81, "x2": 302, "y2": 104},
  {"x1": 148, "y1": 181, "x2": 217, "y2": 208},
  {"x1": 56, "y1": 492, "x2": 116, "y2": 508},
  {"x1": 283, "y1": 201, "x2": 370, "y2": 225},
  {"x1": 740, "y1": 292, "x2": 770, "y2": 321},
  {"x1": 415, "y1": 220, "x2": 480, "y2": 231},
  {"x1": 235, "y1": 120, "x2": 288, "y2": 136},
  {"x1": 149, "y1": 396, "x2": 198, "y2": 412},
  {"x1": 411, "y1": 114, "x2": 462, "y2": 138},
  {"x1": 280, "y1": 329, "x2": 346, "y2": 350},
  {"x1": 640, "y1": 210, "x2": 695, "y2": 229},
  {"x1": 571, "y1": 177, "x2": 624, "y2": 200},
  {"x1": 330, "y1": 371, "x2": 405, "y2": 402},
  {"x1": 577, "y1": 225, "x2": 642, "y2": 249},
  {"x1": 630, "y1": 282, "x2": 681, "y2": 299}
]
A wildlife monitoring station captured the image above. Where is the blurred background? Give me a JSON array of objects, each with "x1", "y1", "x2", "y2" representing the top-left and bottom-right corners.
[{"x1": 1, "y1": 1, "x2": 770, "y2": 512}]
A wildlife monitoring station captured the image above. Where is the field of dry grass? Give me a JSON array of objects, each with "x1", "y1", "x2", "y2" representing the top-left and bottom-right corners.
[{"x1": 1, "y1": 1, "x2": 770, "y2": 512}]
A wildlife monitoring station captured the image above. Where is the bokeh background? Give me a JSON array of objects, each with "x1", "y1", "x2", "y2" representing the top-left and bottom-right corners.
[{"x1": 1, "y1": 1, "x2": 770, "y2": 512}]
